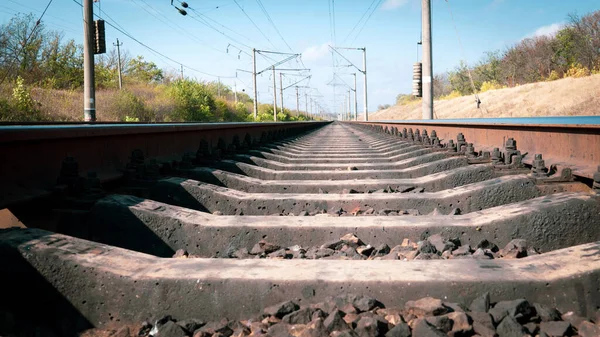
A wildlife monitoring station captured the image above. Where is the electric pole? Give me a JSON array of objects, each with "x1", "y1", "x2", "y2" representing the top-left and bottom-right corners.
[
  {"x1": 362, "y1": 47, "x2": 368, "y2": 121},
  {"x1": 305, "y1": 93, "x2": 308, "y2": 119},
  {"x1": 83, "y1": 0, "x2": 96, "y2": 122},
  {"x1": 180, "y1": 64, "x2": 184, "y2": 80},
  {"x1": 113, "y1": 38, "x2": 123, "y2": 90},
  {"x1": 217, "y1": 76, "x2": 221, "y2": 98},
  {"x1": 422, "y1": 0, "x2": 433, "y2": 119},
  {"x1": 279, "y1": 73, "x2": 284, "y2": 114},
  {"x1": 272, "y1": 66, "x2": 277, "y2": 121},
  {"x1": 353, "y1": 73, "x2": 358, "y2": 121},
  {"x1": 252, "y1": 48, "x2": 258, "y2": 119},
  {"x1": 329, "y1": 46, "x2": 368, "y2": 121},
  {"x1": 295, "y1": 86, "x2": 299, "y2": 117},
  {"x1": 234, "y1": 81, "x2": 238, "y2": 104},
  {"x1": 348, "y1": 89, "x2": 352, "y2": 121}
]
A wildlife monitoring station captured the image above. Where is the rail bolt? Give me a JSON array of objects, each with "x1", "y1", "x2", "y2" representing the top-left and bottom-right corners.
[
  {"x1": 130, "y1": 149, "x2": 145, "y2": 166},
  {"x1": 465, "y1": 143, "x2": 476, "y2": 157},
  {"x1": 491, "y1": 148, "x2": 502, "y2": 164},
  {"x1": 447, "y1": 139, "x2": 457, "y2": 152},
  {"x1": 457, "y1": 133, "x2": 467, "y2": 152},
  {"x1": 422, "y1": 130, "x2": 431, "y2": 145},
  {"x1": 179, "y1": 154, "x2": 194, "y2": 170},
  {"x1": 243, "y1": 134, "x2": 253, "y2": 149},
  {"x1": 197, "y1": 140, "x2": 210, "y2": 157},
  {"x1": 531, "y1": 154, "x2": 549, "y2": 177},
  {"x1": 505, "y1": 138, "x2": 517, "y2": 151},
  {"x1": 217, "y1": 138, "x2": 227, "y2": 152},
  {"x1": 232, "y1": 135, "x2": 241, "y2": 149}
]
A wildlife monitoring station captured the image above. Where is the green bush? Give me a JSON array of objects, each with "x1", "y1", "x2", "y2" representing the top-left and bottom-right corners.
[
  {"x1": 168, "y1": 80, "x2": 215, "y2": 121},
  {"x1": 0, "y1": 77, "x2": 48, "y2": 122},
  {"x1": 111, "y1": 90, "x2": 152, "y2": 122}
]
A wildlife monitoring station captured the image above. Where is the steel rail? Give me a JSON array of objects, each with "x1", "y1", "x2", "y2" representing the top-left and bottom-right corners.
[
  {"x1": 0, "y1": 122, "x2": 329, "y2": 207},
  {"x1": 350, "y1": 120, "x2": 600, "y2": 179}
]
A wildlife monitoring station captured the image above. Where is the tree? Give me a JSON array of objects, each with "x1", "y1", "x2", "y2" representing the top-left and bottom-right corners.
[
  {"x1": 168, "y1": 79, "x2": 215, "y2": 121},
  {"x1": 40, "y1": 33, "x2": 83, "y2": 89},
  {"x1": 0, "y1": 14, "x2": 45, "y2": 84},
  {"x1": 126, "y1": 56, "x2": 163, "y2": 83},
  {"x1": 448, "y1": 61, "x2": 475, "y2": 95}
]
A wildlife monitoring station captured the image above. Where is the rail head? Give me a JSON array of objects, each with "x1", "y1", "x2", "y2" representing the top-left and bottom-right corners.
[
  {"x1": 0, "y1": 121, "x2": 331, "y2": 143},
  {"x1": 347, "y1": 119, "x2": 600, "y2": 180}
]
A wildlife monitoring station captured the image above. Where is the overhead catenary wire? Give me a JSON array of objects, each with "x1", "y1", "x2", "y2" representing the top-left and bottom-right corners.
[
  {"x1": 444, "y1": 0, "x2": 482, "y2": 109},
  {"x1": 183, "y1": 3, "x2": 257, "y2": 52},
  {"x1": 0, "y1": 5, "x2": 80, "y2": 35},
  {"x1": 341, "y1": 0, "x2": 379, "y2": 45},
  {"x1": 130, "y1": 0, "x2": 234, "y2": 57},
  {"x1": 70, "y1": 0, "x2": 231, "y2": 79},
  {"x1": 232, "y1": 0, "x2": 278, "y2": 50},
  {"x1": 350, "y1": 0, "x2": 384, "y2": 45},
  {"x1": 255, "y1": 0, "x2": 293, "y2": 52}
]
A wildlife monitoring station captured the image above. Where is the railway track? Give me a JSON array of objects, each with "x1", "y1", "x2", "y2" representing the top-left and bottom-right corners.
[{"x1": 1, "y1": 120, "x2": 600, "y2": 337}]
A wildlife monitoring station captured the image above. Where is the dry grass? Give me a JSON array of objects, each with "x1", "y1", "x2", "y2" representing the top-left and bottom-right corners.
[
  {"x1": 0, "y1": 84, "x2": 176, "y2": 122},
  {"x1": 371, "y1": 74, "x2": 600, "y2": 120}
]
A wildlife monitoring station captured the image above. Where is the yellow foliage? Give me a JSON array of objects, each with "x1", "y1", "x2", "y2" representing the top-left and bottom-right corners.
[
  {"x1": 479, "y1": 81, "x2": 506, "y2": 92},
  {"x1": 396, "y1": 94, "x2": 420, "y2": 106},
  {"x1": 439, "y1": 90, "x2": 462, "y2": 100},
  {"x1": 564, "y1": 63, "x2": 591, "y2": 78},
  {"x1": 546, "y1": 70, "x2": 561, "y2": 81}
]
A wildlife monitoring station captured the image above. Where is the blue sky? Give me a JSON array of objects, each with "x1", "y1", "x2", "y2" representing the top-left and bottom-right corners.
[{"x1": 1, "y1": 0, "x2": 599, "y2": 115}]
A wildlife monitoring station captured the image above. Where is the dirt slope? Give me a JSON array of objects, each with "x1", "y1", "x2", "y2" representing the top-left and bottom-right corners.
[{"x1": 371, "y1": 74, "x2": 600, "y2": 120}]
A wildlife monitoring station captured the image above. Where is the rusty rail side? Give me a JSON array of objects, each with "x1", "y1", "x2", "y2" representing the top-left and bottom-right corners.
[
  {"x1": 349, "y1": 121, "x2": 600, "y2": 180},
  {"x1": 0, "y1": 122, "x2": 328, "y2": 207}
]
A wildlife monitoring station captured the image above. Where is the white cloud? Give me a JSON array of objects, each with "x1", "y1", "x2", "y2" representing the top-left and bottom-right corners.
[
  {"x1": 526, "y1": 22, "x2": 564, "y2": 39},
  {"x1": 302, "y1": 42, "x2": 330, "y2": 62},
  {"x1": 381, "y1": 0, "x2": 409, "y2": 10}
]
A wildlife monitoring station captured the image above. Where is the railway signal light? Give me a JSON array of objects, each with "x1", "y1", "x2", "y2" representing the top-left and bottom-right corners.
[{"x1": 94, "y1": 19, "x2": 106, "y2": 54}]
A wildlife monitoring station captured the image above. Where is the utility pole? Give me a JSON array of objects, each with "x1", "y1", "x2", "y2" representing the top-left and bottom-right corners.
[
  {"x1": 180, "y1": 64, "x2": 184, "y2": 80},
  {"x1": 279, "y1": 73, "x2": 284, "y2": 114},
  {"x1": 353, "y1": 73, "x2": 358, "y2": 121},
  {"x1": 83, "y1": 0, "x2": 96, "y2": 122},
  {"x1": 422, "y1": 0, "x2": 433, "y2": 119},
  {"x1": 272, "y1": 66, "x2": 277, "y2": 121},
  {"x1": 362, "y1": 47, "x2": 368, "y2": 121},
  {"x1": 114, "y1": 39, "x2": 123, "y2": 90},
  {"x1": 252, "y1": 48, "x2": 258, "y2": 119},
  {"x1": 329, "y1": 46, "x2": 368, "y2": 121},
  {"x1": 348, "y1": 89, "x2": 352, "y2": 121},
  {"x1": 234, "y1": 81, "x2": 238, "y2": 104},
  {"x1": 295, "y1": 86, "x2": 299, "y2": 117},
  {"x1": 305, "y1": 93, "x2": 308, "y2": 119},
  {"x1": 217, "y1": 76, "x2": 221, "y2": 98}
]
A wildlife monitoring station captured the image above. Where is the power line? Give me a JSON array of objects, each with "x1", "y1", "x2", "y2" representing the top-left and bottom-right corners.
[
  {"x1": 341, "y1": 0, "x2": 379, "y2": 45},
  {"x1": 185, "y1": 10, "x2": 252, "y2": 50},
  {"x1": 255, "y1": 0, "x2": 293, "y2": 52},
  {"x1": 350, "y1": 0, "x2": 384, "y2": 45},
  {"x1": 183, "y1": 3, "x2": 257, "y2": 51},
  {"x1": 332, "y1": 0, "x2": 337, "y2": 45},
  {"x1": 0, "y1": 5, "x2": 80, "y2": 34},
  {"x1": 0, "y1": 0, "x2": 54, "y2": 85},
  {"x1": 130, "y1": 0, "x2": 232, "y2": 57},
  {"x1": 70, "y1": 0, "x2": 230, "y2": 78},
  {"x1": 232, "y1": 0, "x2": 277, "y2": 50}
]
